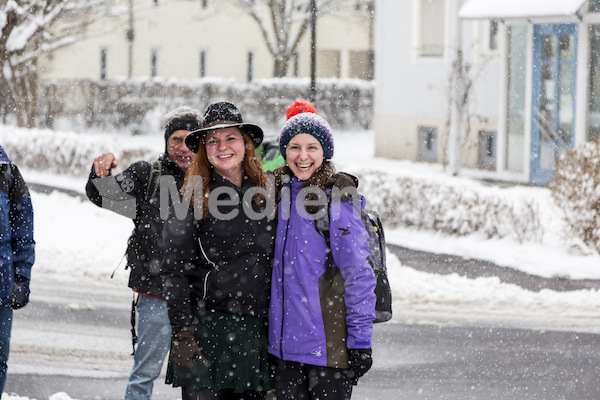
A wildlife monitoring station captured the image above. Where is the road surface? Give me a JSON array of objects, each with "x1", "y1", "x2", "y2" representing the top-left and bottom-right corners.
[{"x1": 5, "y1": 277, "x2": 600, "y2": 399}]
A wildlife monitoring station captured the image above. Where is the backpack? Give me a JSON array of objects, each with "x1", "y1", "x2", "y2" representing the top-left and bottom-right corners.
[
  {"x1": 257, "y1": 139, "x2": 285, "y2": 172},
  {"x1": 314, "y1": 196, "x2": 393, "y2": 323}
]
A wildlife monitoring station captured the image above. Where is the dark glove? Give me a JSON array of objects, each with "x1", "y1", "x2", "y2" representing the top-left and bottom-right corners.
[
  {"x1": 324, "y1": 173, "x2": 359, "y2": 202},
  {"x1": 169, "y1": 326, "x2": 209, "y2": 369},
  {"x1": 347, "y1": 348, "x2": 373, "y2": 385},
  {"x1": 10, "y1": 275, "x2": 30, "y2": 310}
]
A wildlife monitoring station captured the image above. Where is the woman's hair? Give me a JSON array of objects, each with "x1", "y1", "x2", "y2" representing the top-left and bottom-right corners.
[{"x1": 182, "y1": 129, "x2": 268, "y2": 219}]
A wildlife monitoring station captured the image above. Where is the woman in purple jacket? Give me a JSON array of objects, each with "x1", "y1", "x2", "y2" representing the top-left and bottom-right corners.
[{"x1": 268, "y1": 113, "x2": 377, "y2": 400}]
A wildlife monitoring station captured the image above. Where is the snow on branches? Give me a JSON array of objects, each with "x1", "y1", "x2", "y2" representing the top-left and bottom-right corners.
[
  {"x1": 551, "y1": 140, "x2": 600, "y2": 254},
  {"x1": 225, "y1": 0, "x2": 373, "y2": 77},
  {"x1": 0, "y1": 0, "x2": 118, "y2": 128}
]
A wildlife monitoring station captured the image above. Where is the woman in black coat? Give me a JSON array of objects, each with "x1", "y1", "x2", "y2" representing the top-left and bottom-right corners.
[{"x1": 161, "y1": 102, "x2": 275, "y2": 400}]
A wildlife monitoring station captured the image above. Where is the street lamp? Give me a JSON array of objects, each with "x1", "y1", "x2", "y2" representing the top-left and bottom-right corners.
[{"x1": 127, "y1": 0, "x2": 134, "y2": 78}]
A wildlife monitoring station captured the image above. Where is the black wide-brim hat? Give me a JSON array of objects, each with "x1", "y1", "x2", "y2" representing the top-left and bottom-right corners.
[{"x1": 185, "y1": 101, "x2": 264, "y2": 153}]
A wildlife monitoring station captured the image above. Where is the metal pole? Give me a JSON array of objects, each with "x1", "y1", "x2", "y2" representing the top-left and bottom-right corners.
[
  {"x1": 310, "y1": 0, "x2": 317, "y2": 103},
  {"x1": 127, "y1": 0, "x2": 134, "y2": 78}
]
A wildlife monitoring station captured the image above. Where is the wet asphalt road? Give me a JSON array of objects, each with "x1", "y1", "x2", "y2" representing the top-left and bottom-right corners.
[
  {"x1": 6, "y1": 320, "x2": 600, "y2": 400},
  {"x1": 6, "y1": 272, "x2": 600, "y2": 400}
]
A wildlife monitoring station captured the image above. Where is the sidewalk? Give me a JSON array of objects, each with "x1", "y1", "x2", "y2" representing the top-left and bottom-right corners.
[{"x1": 387, "y1": 243, "x2": 600, "y2": 292}]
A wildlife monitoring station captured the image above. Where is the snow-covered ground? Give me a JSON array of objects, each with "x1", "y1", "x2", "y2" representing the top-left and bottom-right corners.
[{"x1": 4, "y1": 128, "x2": 600, "y2": 400}]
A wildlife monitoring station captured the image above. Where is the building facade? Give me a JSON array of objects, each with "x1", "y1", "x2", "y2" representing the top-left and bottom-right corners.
[
  {"x1": 39, "y1": 0, "x2": 375, "y2": 83},
  {"x1": 375, "y1": 0, "x2": 600, "y2": 186}
]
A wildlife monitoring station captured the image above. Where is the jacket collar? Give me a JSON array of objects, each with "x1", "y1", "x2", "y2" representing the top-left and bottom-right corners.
[
  {"x1": 211, "y1": 170, "x2": 253, "y2": 197},
  {"x1": 161, "y1": 153, "x2": 187, "y2": 177}
]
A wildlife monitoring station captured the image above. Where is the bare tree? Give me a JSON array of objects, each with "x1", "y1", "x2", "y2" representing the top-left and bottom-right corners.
[
  {"x1": 440, "y1": 45, "x2": 491, "y2": 170},
  {"x1": 0, "y1": 0, "x2": 118, "y2": 127},
  {"x1": 225, "y1": 0, "x2": 373, "y2": 77}
]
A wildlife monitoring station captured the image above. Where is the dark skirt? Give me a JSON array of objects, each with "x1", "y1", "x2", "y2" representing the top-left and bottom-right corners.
[{"x1": 166, "y1": 308, "x2": 273, "y2": 394}]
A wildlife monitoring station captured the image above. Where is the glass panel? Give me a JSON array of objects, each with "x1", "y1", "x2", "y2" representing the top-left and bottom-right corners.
[
  {"x1": 591, "y1": 0, "x2": 600, "y2": 13},
  {"x1": 487, "y1": 136, "x2": 494, "y2": 157},
  {"x1": 505, "y1": 26, "x2": 527, "y2": 173},
  {"x1": 541, "y1": 35, "x2": 556, "y2": 61},
  {"x1": 418, "y1": 126, "x2": 438, "y2": 161},
  {"x1": 588, "y1": 25, "x2": 600, "y2": 141},
  {"x1": 420, "y1": 0, "x2": 445, "y2": 57},
  {"x1": 479, "y1": 131, "x2": 497, "y2": 170},
  {"x1": 558, "y1": 63, "x2": 574, "y2": 144},
  {"x1": 489, "y1": 20, "x2": 499, "y2": 50},
  {"x1": 349, "y1": 50, "x2": 374, "y2": 80},
  {"x1": 559, "y1": 35, "x2": 575, "y2": 60},
  {"x1": 540, "y1": 63, "x2": 556, "y2": 144},
  {"x1": 539, "y1": 142, "x2": 555, "y2": 170},
  {"x1": 318, "y1": 50, "x2": 341, "y2": 78}
]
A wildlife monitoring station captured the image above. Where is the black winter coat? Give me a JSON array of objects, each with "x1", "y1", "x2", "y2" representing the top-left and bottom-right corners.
[
  {"x1": 86, "y1": 153, "x2": 185, "y2": 297},
  {"x1": 161, "y1": 173, "x2": 275, "y2": 334}
]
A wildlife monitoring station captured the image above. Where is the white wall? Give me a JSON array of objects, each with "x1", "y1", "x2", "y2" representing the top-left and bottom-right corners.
[
  {"x1": 374, "y1": 0, "x2": 501, "y2": 166},
  {"x1": 39, "y1": 0, "x2": 373, "y2": 82}
]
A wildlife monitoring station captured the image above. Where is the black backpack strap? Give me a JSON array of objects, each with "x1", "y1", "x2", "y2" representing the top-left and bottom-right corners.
[
  {"x1": 314, "y1": 194, "x2": 334, "y2": 280},
  {"x1": 130, "y1": 292, "x2": 139, "y2": 355},
  {"x1": 110, "y1": 251, "x2": 127, "y2": 278},
  {"x1": 145, "y1": 159, "x2": 162, "y2": 201}
]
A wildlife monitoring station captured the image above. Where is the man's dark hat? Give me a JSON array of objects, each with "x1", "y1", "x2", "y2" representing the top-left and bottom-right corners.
[{"x1": 185, "y1": 102, "x2": 264, "y2": 153}]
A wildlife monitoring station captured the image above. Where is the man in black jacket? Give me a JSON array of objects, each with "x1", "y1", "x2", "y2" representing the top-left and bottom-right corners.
[{"x1": 85, "y1": 106, "x2": 202, "y2": 400}]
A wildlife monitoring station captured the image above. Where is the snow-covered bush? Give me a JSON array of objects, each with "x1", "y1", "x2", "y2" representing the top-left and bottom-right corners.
[
  {"x1": 37, "y1": 77, "x2": 374, "y2": 134},
  {"x1": 551, "y1": 141, "x2": 600, "y2": 252},
  {"x1": 0, "y1": 126, "x2": 158, "y2": 176},
  {"x1": 353, "y1": 169, "x2": 544, "y2": 243}
]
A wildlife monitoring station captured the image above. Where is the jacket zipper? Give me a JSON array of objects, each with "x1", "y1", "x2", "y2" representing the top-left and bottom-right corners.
[
  {"x1": 279, "y1": 183, "x2": 293, "y2": 357},
  {"x1": 198, "y1": 237, "x2": 216, "y2": 301}
]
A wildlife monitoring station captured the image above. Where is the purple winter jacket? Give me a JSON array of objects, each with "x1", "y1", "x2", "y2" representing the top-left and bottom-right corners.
[{"x1": 268, "y1": 178, "x2": 376, "y2": 368}]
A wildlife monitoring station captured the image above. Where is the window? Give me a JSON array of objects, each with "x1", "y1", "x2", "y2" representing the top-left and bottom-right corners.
[
  {"x1": 478, "y1": 131, "x2": 497, "y2": 170},
  {"x1": 201, "y1": 0, "x2": 208, "y2": 8},
  {"x1": 199, "y1": 50, "x2": 206, "y2": 78},
  {"x1": 100, "y1": 48, "x2": 107, "y2": 80},
  {"x1": 505, "y1": 25, "x2": 527, "y2": 173},
  {"x1": 354, "y1": 0, "x2": 374, "y2": 13},
  {"x1": 247, "y1": 51, "x2": 254, "y2": 82},
  {"x1": 489, "y1": 20, "x2": 499, "y2": 51},
  {"x1": 349, "y1": 50, "x2": 375, "y2": 80},
  {"x1": 153, "y1": 0, "x2": 159, "y2": 6},
  {"x1": 418, "y1": 126, "x2": 437, "y2": 161},
  {"x1": 419, "y1": 0, "x2": 445, "y2": 57},
  {"x1": 317, "y1": 50, "x2": 341, "y2": 78},
  {"x1": 591, "y1": 0, "x2": 600, "y2": 12},
  {"x1": 150, "y1": 49, "x2": 158, "y2": 77}
]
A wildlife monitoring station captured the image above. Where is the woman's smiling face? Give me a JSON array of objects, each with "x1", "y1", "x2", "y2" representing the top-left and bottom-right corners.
[
  {"x1": 204, "y1": 127, "x2": 245, "y2": 178},
  {"x1": 285, "y1": 133, "x2": 324, "y2": 181}
]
